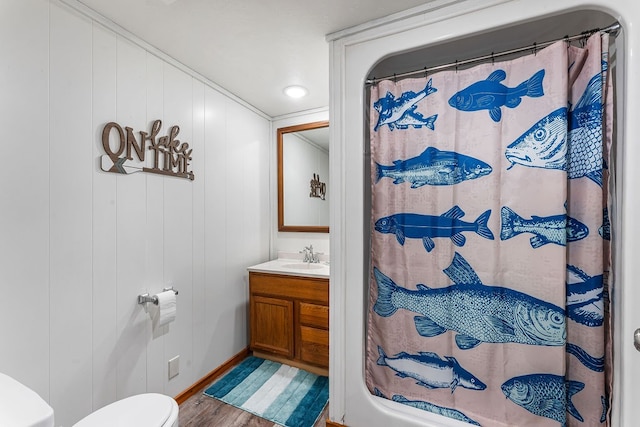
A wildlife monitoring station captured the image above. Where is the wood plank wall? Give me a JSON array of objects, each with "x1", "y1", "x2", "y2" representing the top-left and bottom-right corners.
[{"x1": 0, "y1": 1, "x2": 271, "y2": 425}]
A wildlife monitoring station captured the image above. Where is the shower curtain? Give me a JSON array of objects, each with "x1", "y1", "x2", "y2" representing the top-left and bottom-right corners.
[{"x1": 366, "y1": 33, "x2": 612, "y2": 426}]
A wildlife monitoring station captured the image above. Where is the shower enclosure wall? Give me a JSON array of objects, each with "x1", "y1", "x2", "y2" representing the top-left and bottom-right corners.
[{"x1": 328, "y1": 0, "x2": 636, "y2": 425}]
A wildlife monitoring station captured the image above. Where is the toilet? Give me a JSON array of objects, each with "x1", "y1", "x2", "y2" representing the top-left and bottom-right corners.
[{"x1": 0, "y1": 372, "x2": 179, "y2": 427}]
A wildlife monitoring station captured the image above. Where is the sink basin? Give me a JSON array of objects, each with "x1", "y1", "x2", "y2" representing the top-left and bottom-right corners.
[
  {"x1": 280, "y1": 263, "x2": 326, "y2": 270},
  {"x1": 248, "y1": 258, "x2": 329, "y2": 277}
]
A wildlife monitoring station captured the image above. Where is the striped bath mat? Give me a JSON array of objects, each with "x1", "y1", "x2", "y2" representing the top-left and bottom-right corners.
[{"x1": 204, "y1": 356, "x2": 329, "y2": 427}]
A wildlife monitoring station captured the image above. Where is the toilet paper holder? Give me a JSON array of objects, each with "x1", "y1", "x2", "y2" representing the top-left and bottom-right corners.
[{"x1": 138, "y1": 287, "x2": 178, "y2": 305}]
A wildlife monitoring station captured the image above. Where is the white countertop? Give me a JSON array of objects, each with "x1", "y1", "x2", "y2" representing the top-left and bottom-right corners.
[{"x1": 247, "y1": 258, "x2": 330, "y2": 279}]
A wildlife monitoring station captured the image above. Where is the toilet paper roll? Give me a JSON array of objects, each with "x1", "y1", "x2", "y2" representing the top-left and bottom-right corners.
[{"x1": 154, "y1": 290, "x2": 177, "y2": 328}]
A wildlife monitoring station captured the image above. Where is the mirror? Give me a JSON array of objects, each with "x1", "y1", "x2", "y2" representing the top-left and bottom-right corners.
[{"x1": 278, "y1": 121, "x2": 330, "y2": 233}]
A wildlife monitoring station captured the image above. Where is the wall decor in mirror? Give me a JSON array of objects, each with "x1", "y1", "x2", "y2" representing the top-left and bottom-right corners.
[{"x1": 278, "y1": 121, "x2": 329, "y2": 233}]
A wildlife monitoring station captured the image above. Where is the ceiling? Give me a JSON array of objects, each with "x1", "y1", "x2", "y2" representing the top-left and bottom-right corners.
[{"x1": 77, "y1": 0, "x2": 431, "y2": 118}]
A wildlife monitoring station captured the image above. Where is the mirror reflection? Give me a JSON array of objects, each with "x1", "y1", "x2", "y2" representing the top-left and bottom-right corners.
[{"x1": 278, "y1": 121, "x2": 330, "y2": 232}]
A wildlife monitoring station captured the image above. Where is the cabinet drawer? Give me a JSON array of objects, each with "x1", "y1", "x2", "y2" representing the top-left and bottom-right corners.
[
  {"x1": 299, "y1": 302, "x2": 329, "y2": 329},
  {"x1": 250, "y1": 272, "x2": 328, "y2": 304},
  {"x1": 300, "y1": 326, "x2": 329, "y2": 367}
]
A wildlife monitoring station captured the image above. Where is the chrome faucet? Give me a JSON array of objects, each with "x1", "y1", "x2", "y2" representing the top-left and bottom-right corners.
[{"x1": 300, "y1": 245, "x2": 320, "y2": 263}]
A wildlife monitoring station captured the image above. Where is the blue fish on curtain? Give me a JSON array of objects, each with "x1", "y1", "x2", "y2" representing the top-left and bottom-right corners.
[
  {"x1": 373, "y1": 253, "x2": 567, "y2": 349},
  {"x1": 373, "y1": 389, "x2": 482, "y2": 426},
  {"x1": 567, "y1": 73, "x2": 604, "y2": 185},
  {"x1": 376, "y1": 346, "x2": 486, "y2": 392},
  {"x1": 566, "y1": 265, "x2": 604, "y2": 327},
  {"x1": 374, "y1": 206, "x2": 494, "y2": 252},
  {"x1": 500, "y1": 206, "x2": 589, "y2": 248},
  {"x1": 504, "y1": 107, "x2": 568, "y2": 171},
  {"x1": 566, "y1": 342, "x2": 604, "y2": 372},
  {"x1": 391, "y1": 395, "x2": 481, "y2": 426},
  {"x1": 375, "y1": 147, "x2": 492, "y2": 187},
  {"x1": 504, "y1": 73, "x2": 604, "y2": 185},
  {"x1": 448, "y1": 69, "x2": 545, "y2": 122},
  {"x1": 501, "y1": 374, "x2": 585, "y2": 424},
  {"x1": 390, "y1": 107, "x2": 439, "y2": 130},
  {"x1": 373, "y1": 79, "x2": 438, "y2": 131}
]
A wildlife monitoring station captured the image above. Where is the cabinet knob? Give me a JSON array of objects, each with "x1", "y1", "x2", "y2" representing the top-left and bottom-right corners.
[{"x1": 635, "y1": 328, "x2": 640, "y2": 352}]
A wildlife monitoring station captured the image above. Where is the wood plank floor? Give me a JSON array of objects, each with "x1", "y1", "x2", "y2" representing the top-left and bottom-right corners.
[{"x1": 178, "y1": 374, "x2": 329, "y2": 427}]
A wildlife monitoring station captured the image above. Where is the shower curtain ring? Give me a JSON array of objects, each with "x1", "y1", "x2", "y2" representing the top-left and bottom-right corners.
[
  {"x1": 533, "y1": 42, "x2": 537, "y2": 55},
  {"x1": 491, "y1": 52, "x2": 495, "y2": 65},
  {"x1": 393, "y1": 73, "x2": 397, "y2": 83},
  {"x1": 424, "y1": 67, "x2": 428, "y2": 78},
  {"x1": 455, "y1": 60, "x2": 458, "y2": 73}
]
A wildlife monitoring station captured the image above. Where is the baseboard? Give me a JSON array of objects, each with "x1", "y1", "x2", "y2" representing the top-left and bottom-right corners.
[
  {"x1": 326, "y1": 420, "x2": 347, "y2": 427},
  {"x1": 174, "y1": 347, "x2": 250, "y2": 405}
]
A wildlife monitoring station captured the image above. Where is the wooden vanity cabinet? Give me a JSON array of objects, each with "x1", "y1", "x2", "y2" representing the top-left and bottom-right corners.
[{"x1": 249, "y1": 272, "x2": 329, "y2": 372}]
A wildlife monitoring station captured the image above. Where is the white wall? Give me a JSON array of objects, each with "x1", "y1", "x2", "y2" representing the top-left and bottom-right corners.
[
  {"x1": 0, "y1": 1, "x2": 270, "y2": 425},
  {"x1": 272, "y1": 110, "x2": 330, "y2": 257}
]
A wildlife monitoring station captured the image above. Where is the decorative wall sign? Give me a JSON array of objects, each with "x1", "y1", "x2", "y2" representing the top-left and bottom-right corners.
[
  {"x1": 309, "y1": 173, "x2": 326, "y2": 200},
  {"x1": 100, "y1": 119, "x2": 194, "y2": 181}
]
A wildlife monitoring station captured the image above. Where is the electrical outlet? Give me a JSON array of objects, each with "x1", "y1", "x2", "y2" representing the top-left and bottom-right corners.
[{"x1": 168, "y1": 356, "x2": 179, "y2": 379}]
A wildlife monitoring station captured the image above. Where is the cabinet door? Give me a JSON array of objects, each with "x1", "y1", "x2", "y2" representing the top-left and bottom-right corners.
[{"x1": 250, "y1": 295, "x2": 294, "y2": 358}]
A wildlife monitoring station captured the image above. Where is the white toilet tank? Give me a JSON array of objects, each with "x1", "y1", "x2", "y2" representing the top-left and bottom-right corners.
[{"x1": 0, "y1": 373, "x2": 55, "y2": 427}]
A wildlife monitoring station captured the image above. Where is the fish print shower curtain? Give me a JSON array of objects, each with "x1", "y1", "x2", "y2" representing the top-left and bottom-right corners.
[{"x1": 366, "y1": 33, "x2": 612, "y2": 427}]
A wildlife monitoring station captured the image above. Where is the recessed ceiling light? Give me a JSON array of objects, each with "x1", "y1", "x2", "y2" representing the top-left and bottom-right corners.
[{"x1": 284, "y1": 85, "x2": 308, "y2": 98}]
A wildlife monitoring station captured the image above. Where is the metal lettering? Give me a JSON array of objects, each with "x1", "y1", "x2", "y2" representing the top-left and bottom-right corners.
[
  {"x1": 101, "y1": 122, "x2": 126, "y2": 163},
  {"x1": 100, "y1": 120, "x2": 194, "y2": 181}
]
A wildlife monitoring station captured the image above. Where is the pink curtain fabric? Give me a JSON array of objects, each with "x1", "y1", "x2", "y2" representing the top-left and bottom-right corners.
[{"x1": 366, "y1": 33, "x2": 612, "y2": 426}]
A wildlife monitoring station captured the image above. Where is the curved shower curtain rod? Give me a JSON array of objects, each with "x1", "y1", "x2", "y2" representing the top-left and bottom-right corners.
[{"x1": 365, "y1": 21, "x2": 621, "y2": 85}]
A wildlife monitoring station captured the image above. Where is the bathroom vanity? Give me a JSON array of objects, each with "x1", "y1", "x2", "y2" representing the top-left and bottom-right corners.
[{"x1": 247, "y1": 259, "x2": 329, "y2": 375}]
